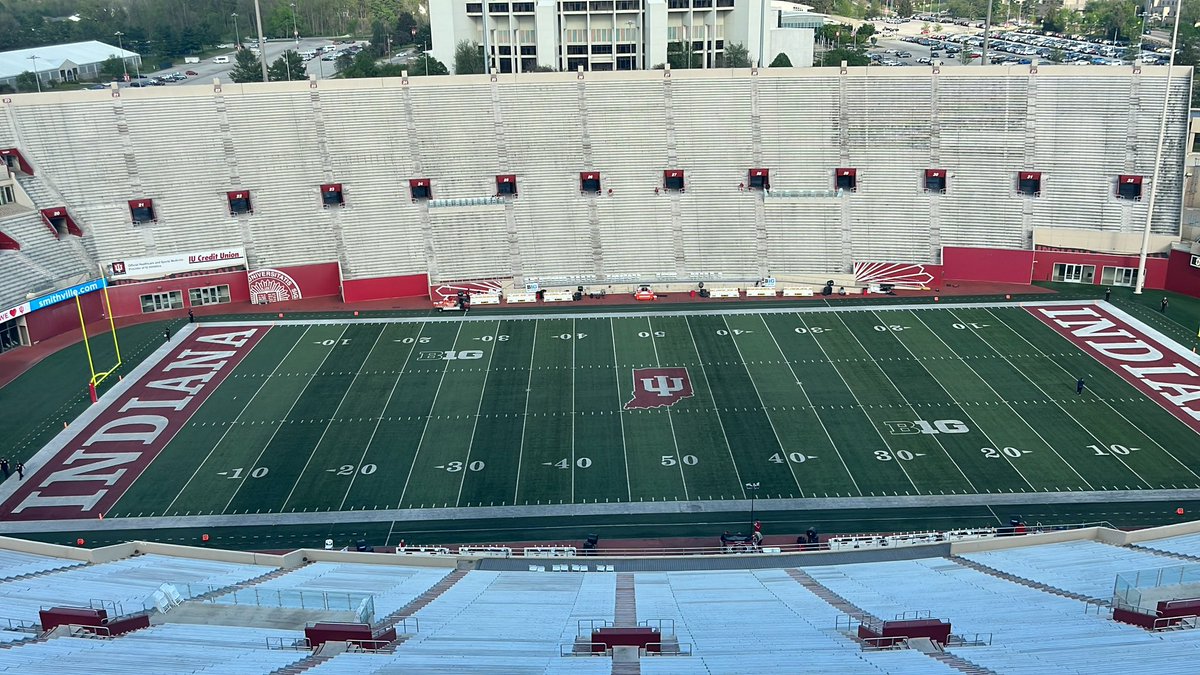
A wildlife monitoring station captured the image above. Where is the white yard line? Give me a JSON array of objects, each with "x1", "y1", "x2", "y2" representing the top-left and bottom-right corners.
[
  {"x1": 983, "y1": 307, "x2": 1194, "y2": 486},
  {"x1": 908, "y1": 310, "x2": 1091, "y2": 490},
  {"x1": 796, "y1": 313, "x2": 921, "y2": 494},
  {"x1": 338, "y1": 324, "x2": 426, "y2": 510},
  {"x1": 680, "y1": 316, "x2": 749, "y2": 498},
  {"x1": 279, "y1": 327, "x2": 388, "y2": 510},
  {"x1": 397, "y1": 322, "x2": 467, "y2": 505},
  {"x1": 455, "y1": 322, "x2": 503, "y2": 506},
  {"x1": 610, "y1": 319, "x2": 633, "y2": 501},
  {"x1": 647, "y1": 317, "x2": 691, "y2": 500},
  {"x1": 758, "y1": 315, "x2": 862, "y2": 496},
  {"x1": 832, "y1": 311, "x2": 978, "y2": 493},
  {"x1": 571, "y1": 317, "x2": 577, "y2": 503},
  {"x1": 512, "y1": 320, "x2": 540, "y2": 504},
  {"x1": 161, "y1": 326, "x2": 312, "y2": 515},
  {"x1": 221, "y1": 325, "x2": 349, "y2": 514},
  {"x1": 873, "y1": 309, "x2": 1036, "y2": 492}
]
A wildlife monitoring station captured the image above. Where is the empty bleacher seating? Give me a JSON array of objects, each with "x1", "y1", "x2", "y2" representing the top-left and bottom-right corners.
[{"x1": 212, "y1": 563, "x2": 452, "y2": 618}]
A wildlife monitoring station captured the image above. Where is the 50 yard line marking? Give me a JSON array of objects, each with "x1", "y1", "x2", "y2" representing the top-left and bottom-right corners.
[
  {"x1": 679, "y1": 316, "x2": 748, "y2": 498},
  {"x1": 397, "y1": 322, "x2": 466, "y2": 505},
  {"x1": 222, "y1": 325, "x2": 349, "y2": 514},
  {"x1": 512, "y1": 319, "x2": 540, "y2": 504},
  {"x1": 571, "y1": 317, "x2": 577, "y2": 503},
  {"x1": 281, "y1": 326, "x2": 388, "y2": 510},
  {"x1": 338, "y1": 323, "x2": 426, "y2": 510},
  {"x1": 648, "y1": 317, "x2": 690, "y2": 500},
  {"x1": 758, "y1": 315, "x2": 862, "y2": 497},
  {"x1": 610, "y1": 318, "x2": 633, "y2": 501},
  {"x1": 455, "y1": 321, "x2": 503, "y2": 507},
  {"x1": 160, "y1": 325, "x2": 311, "y2": 516},
  {"x1": 909, "y1": 310, "x2": 1090, "y2": 490}
]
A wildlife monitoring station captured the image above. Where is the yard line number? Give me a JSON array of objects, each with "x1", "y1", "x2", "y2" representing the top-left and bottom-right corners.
[
  {"x1": 662, "y1": 455, "x2": 699, "y2": 466},
  {"x1": 333, "y1": 464, "x2": 378, "y2": 475},
  {"x1": 793, "y1": 327, "x2": 828, "y2": 334},
  {"x1": 981, "y1": 446, "x2": 1031, "y2": 459},
  {"x1": 551, "y1": 457, "x2": 592, "y2": 469},
  {"x1": 875, "y1": 450, "x2": 920, "y2": 461},
  {"x1": 440, "y1": 461, "x2": 486, "y2": 472},
  {"x1": 769, "y1": 452, "x2": 809, "y2": 464},
  {"x1": 1088, "y1": 443, "x2": 1138, "y2": 456},
  {"x1": 223, "y1": 467, "x2": 269, "y2": 479}
]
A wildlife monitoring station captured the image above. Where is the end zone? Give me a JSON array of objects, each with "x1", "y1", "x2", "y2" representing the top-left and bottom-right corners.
[
  {"x1": 0, "y1": 326, "x2": 268, "y2": 521},
  {"x1": 1028, "y1": 302, "x2": 1200, "y2": 434}
]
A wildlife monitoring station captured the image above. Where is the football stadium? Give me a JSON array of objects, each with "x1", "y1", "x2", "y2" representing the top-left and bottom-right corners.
[{"x1": 3, "y1": 60, "x2": 1200, "y2": 673}]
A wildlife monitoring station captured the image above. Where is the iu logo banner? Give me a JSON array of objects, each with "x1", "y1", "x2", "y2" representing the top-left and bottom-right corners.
[{"x1": 625, "y1": 368, "x2": 694, "y2": 410}]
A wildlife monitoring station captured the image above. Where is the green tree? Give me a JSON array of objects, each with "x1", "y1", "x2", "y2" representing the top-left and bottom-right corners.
[
  {"x1": 769, "y1": 52, "x2": 793, "y2": 67},
  {"x1": 820, "y1": 48, "x2": 871, "y2": 66},
  {"x1": 723, "y1": 42, "x2": 752, "y2": 68},
  {"x1": 335, "y1": 52, "x2": 354, "y2": 72},
  {"x1": 15, "y1": 71, "x2": 39, "y2": 92},
  {"x1": 268, "y1": 50, "x2": 307, "y2": 81},
  {"x1": 454, "y1": 40, "x2": 484, "y2": 74},
  {"x1": 229, "y1": 49, "x2": 263, "y2": 83},
  {"x1": 407, "y1": 53, "x2": 448, "y2": 76},
  {"x1": 854, "y1": 23, "x2": 876, "y2": 44},
  {"x1": 667, "y1": 41, "x2": 702, "y2": 69},
  {"x1": 898, "y1": 0, "x2": 914, "y2": 16},
  {"x1": 371, "y1": 20, "x2": 388, "y2": 57},
  {"x1": 1048, "y1": 47, "x2": 1064, "y2": 63},
  {"x1": 1082, "y1": 0, "x2": 1138, "y2": 41},
  {"x1": 340, "y1": 51, "x2": 380, "y2": 78},
  {"x1": 959, "y1": 48, "x2": 974, "y2": 65},
  {"x1": 99, "y1": 55, "x2": 125, "y2": 80}
]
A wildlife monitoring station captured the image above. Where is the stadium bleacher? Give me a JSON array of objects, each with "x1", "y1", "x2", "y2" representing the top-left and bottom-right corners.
[
  {"x1": 1136, "y1": 532, "x2": 1200, "y2": 559},
  {"x1": 0, "y1": 548, "x2": 83, "y2": 581}
]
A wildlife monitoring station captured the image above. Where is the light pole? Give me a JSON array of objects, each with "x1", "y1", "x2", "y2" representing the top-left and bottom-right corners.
[
  {"x1": 26, "y1": 54, "x2": 41, "y2": 93},
  {"x1": 252, "y1": 0, "x2": 269, "y2": 82},
  {"x1": 290, "y1": 2, "x2": 299, "y2": 47},
  {"x1": 232, "y1": 12, "x2": 241, "y2": 47},
  {"x1": 745, "y1": 481, "x2": 760, "y2": 534},
  {"x1": 114, "y1": 31, "x2": 128, "y2": 80}
]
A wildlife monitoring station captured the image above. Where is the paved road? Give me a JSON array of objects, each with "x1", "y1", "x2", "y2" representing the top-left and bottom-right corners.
[{"x1": 130, "y1": 37, "x2": 353, "y2": 87}]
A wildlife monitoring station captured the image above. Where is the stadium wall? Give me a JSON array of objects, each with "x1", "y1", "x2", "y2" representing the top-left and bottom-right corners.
[
  {"x1": 941, "y1": 247, "x2": 1034, "y2": 284},
  {"x1": 341, "y1": 273, "x2": 429, "y2": 303},
  {"x1": 0, "y1": 65, "x2": 1188, "y2": 301},
  {"x1": 1030, "y1": 249, "x2": 1169, "y2": 288},
  {"x1": 24, "y1": 291, "x2": 102, "y2": 343},
  {"x1": 1165, "y1": 248, "x2": 1200, "y2": 296},
  {"x1": 102, "y1": 270, "x2": 251, "y2": 317}
]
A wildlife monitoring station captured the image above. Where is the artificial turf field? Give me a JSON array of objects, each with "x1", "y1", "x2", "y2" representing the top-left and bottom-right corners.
[{"x1": 17, "y1": 300, "x2": 1191, "y2": 523}]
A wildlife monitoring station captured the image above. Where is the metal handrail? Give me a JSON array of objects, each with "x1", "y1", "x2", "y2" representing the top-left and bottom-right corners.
[
  {"x1": 893, "y1": 610, "x2": 932, "y2": 621},
  {"x1": 1153, "y1": 615, "x2": 1200, "y2": 632},
  {"x1": 637, "y1": 618, "x2": 674, "y2": 635},
  {"x1": 640, "y1": 642, "x2": 692, "y2": 656},
  {"x1": 577, "y1": 618, "x2": 612, "y2": 635},
  {"x1": 392, "y1": 616, "x2": 419, "y2": 634},
  {"x1": 561, "y1": 642, "x2": 609, "y2": 656},
  {"x1": 346, "y1": 639, "x2": 391, "y2": 652},
  {"x1": 265, "y1": 636, "x2": 312, "y2": 651},
  {"x1": 861, "y1": 635, "x2": 910, "y2": 651},
  {"x1": 0, "y1": 617, "x2": 38, "y2": 632},
  {"x1": 835, "y1": 614, "x2": 866, "y2": 631},
  {"x1": 946, "y1": 632, "x2": 993, "y2": 647}
]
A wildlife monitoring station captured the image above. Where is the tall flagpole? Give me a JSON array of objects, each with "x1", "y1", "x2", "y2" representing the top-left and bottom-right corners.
[{"x1": 1134, "y1": 0, "x2": 1183, "y2": 294}]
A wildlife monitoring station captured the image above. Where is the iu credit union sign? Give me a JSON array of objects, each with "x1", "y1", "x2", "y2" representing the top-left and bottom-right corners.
[
  {"x1": 625, "y1": 368, "x2": 694, "y2": 409},
  {"x1": 107, "y1": 247, "x2": 247, "y2": 281}
]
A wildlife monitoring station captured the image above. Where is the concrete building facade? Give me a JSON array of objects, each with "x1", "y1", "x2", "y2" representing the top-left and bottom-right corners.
[{"x1": 430, "y1": 0, "x2": 817, "y2": 73}]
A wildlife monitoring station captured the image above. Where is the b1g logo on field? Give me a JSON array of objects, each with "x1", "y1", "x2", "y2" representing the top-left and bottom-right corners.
[
  {"x1": 625, "y1": 368, "x2": 694, "y2": 410},
  {"x1": 884, "y1": 419, "x2": 970, "y2": 435}
]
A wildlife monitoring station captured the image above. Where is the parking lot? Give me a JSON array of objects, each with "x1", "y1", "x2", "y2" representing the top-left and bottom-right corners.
[
  {"x1": 100, "y1": 37, "x2": 365, "y2": 89},
  {"x1": 861, "y1": 18, "x2": 1173, "y2": 68}
]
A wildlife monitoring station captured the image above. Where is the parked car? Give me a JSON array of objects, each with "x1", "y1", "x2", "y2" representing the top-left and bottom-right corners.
[{"x1": 185, "y1": 70, "x2": 199, "y2": 76}]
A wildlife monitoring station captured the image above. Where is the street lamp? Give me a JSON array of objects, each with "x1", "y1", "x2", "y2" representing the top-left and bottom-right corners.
[
  {"x1": 232, "y1": 12, "x2": 241, "y2": 47},
  {"x1": 290, "y1": 3, "x2": 300, "y2": 47},
  {"x1": 114, "y1": 31, "x2": 128, "y2": 80},
  {"x1": 26, "y1": 54, "x2": 41, "y2": 93}
]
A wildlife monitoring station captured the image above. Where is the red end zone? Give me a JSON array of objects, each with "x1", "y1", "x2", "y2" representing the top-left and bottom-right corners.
[
  {"x1": 0, "y1": 326, "x2": 267, "y2": 521},
  {"x1": 1028, "y1": 304, "x2": 1200, "y2": 434}
]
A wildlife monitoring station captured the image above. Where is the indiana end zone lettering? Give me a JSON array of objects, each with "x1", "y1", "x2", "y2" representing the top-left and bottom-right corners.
[
  {"x1": 0, "y1": 327, "x2": 267, "y2": 520},
  {"x1": 1029, "y1": 304, "x2": 1200, "y2": 433}
]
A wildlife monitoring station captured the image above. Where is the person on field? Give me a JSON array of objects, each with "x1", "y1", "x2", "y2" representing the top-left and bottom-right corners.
[
  {"x1": 15, "y1": 462, "x2": 24, "y2": 480},
  {"x1": 1104, "y1": 288, "x2": 1111, "y2": 302},
  {"x1": 1076, "y1": 377, "x2": 1086, "y2": 395},
  {"x1": 188, "y1": 309, "x2": 194, "y2": 323},
  {"x1": 752, "y1": 521, "x2": 764, "y2": 547},
  {"x1": 0, "y1": 458, "x2": 8, "y2": 478},
  {"x1": 164, "y1": 328, "x2": 171, "y2": 342},
  {"x1": 1161, "y1": 297, "x2": 1169, "y2": 313}
]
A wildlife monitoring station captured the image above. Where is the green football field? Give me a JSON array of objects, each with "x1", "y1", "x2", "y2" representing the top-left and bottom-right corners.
[{"x1": 97, "y1": 302, "x2": 1200, "y2": 519}]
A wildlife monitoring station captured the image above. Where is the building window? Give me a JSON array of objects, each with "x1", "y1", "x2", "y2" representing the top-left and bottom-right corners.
[
  {"x1": 467, "y1": 2, "x2": 483, "y2": 12},
  {"x1": 140, "y1": 290, "x2": 184, "y2": 313},
  {"x1": 616, "y1": 55, "x2": 636, "y2": 69},
  {"x1": 565, "y1": 29, "x2": 586, "y2": 43},
  {"x1": 488, "y1": 3, "x2": 509, "y2": 12},
  {"x1": 592, "y1": 44, "x2": 613, "y2": 54},
  {"x1": 590, "y1": 0, "x2": 614, "y2": 9},
  {"x1": 1101, "y1": 266, "x2": 1139, "y2": 287},
  {"x1": 189, "y1": 285, "x2": 232, "y2": 307},
  {"x1": 513, "y1": 1, "x2": 535, "y2": 10},
  {"x1": 617, "y1": 43, "x2": 636, "y2": 54},
  {"x1": 567, "y1": 44, "x2": 588, "y2": 54},
  {"x1": 668, "y1": 0, "x2": 689, "y2": 8},
  {"x1": 520, "y1": 45, "x2": 536, "y2": 55},
  {"x1": 519, "y1": 29, "x2": 535, "y2": 42},
  {"x1": 0, "y1": 185, "x2": 13, "y2": 205},
  {"x1": 561, "y1": 1, "x2": 587, "y2": 10},
  {"x1": 1192, "y1": 133, "x2": 1200, "y2": 153},
  {"x1": 0, "y1": 317, "x2": 21, "y2": 354},
  {"x1": 616, "y1": 0, "x2": 641, "y2": 9},
  {"x1": 694, "y1": 0, "x2": 712, "y2": 6},
  {"x1": 591, "y1": 28, "x2": 612, "y2": 41},
  {"x1": 1052, "y1": 263, "x2": 1095, "y2": 284},
  {"x1": 592, "y1": 62, "x2": 613, "y2": 71}
]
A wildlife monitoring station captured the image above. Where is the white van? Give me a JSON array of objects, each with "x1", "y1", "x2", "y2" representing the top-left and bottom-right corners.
[{"x1": 213, "y1": 56, "x2": 230, "y2": 64}]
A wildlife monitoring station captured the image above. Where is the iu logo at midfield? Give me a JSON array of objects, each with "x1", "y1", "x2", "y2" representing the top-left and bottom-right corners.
[{"x1": 625, "y1": 368, "x2": 694, "y2": 410}]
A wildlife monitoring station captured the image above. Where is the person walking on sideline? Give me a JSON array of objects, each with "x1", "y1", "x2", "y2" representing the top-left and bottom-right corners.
[
  {"x1": 15, "y1": 462, "x2": 24, "y2": 480},
  {"x1": 0, "y1": 458, "x2": 8, "y2": 478},
  {"x1": 1161, "y1": 297, "x2": 1169, "y2": 313},
  {"x1": 1076, "y1": 377, "x2": 1086, "y2": 395},
  {"x1": 1104, "y1": 288, "x2": 1111, "y2": 302},
  {"x1": 188, "y1": 309, "x2": 194, "y2": 323},
  {"x1": 163, "y1": 328, "x2": 171, "y2": 342}
]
